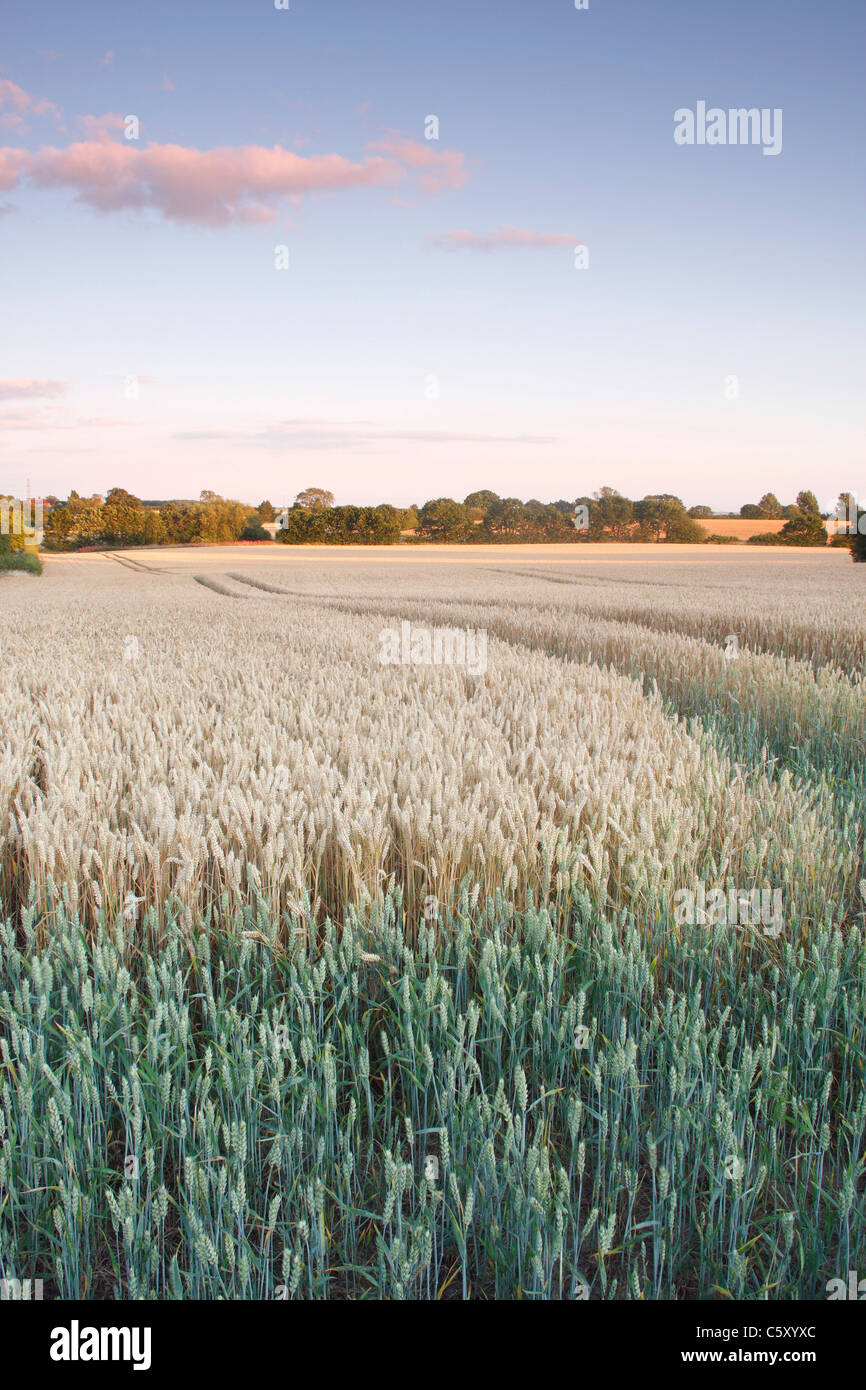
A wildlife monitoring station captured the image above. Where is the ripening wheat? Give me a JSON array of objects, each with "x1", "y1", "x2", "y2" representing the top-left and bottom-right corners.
[{"x1": 0, "y1": 547, "x2": 863, "y2": 1300}]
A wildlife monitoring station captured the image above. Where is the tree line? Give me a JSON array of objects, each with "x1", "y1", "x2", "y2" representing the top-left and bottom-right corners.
[
  {"x1": 25, "y1": 483, "x2": 859, "y2": 551},
  {"x1": 275, "y1": 486, "x2": 838, "y2": 547},
  {"x1": 41, "y1": 489, "x2": 264, "y2": 549}
]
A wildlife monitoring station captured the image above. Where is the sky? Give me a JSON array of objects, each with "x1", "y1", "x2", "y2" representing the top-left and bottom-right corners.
[{"x1": 1, "y1": 0, "x2": 864, "y2": 511}]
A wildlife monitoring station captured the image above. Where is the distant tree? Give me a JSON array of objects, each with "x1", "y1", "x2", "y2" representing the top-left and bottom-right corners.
[
  {"x1": 400, "y1": 506, "x2": 419, "y2": 532},
  {"x1": 418, "y1": 498, "x2": 473, "y2": 543},
  {"x1": 748, "y1": 511, "x2": 827, "y2": 547},
  {"x1": 43, "y1": 495, "x2": 104, "y2": 548},
  {"x1": 295, "y1": 487, "x2": 335, "y2": 510},
  {"x1": 782, "y1": 504, "x2": 801, "y2": 519},
  {"x1": 523, "y1": 499, "x2": 573, "y2": 541},
  {"x1": 159, "y1": 502, "x2": 199, "y2": 544},
  {"x1": 200, "y1": 489, "x2": 219, "y2": 504},
  {"x1": 240, "y1": 519, "x2": 270, "y2": 541},
  {"x1": 141, "y1": 510, "x2": 167, "y2": 545},
  {"x1": 105, "y1": 487, "x2": 142, "y2": 509},
  {"x1": 688, "y1": 505, "x2": 714, "y2": 518},
  {"x1": 796, "y1": 490, "x2": 821, "y2": 517},
  {"x1": 277, "y1": 506, "x2": 329, "y2": 544},
  {"x1": 780, "y1": 511, "x2": 826, "y2": 546},
  {"x1": 483, "y1": 497, "x2": 527, "y2": 540},
  {"x1": 740, "y1": 503, "x2": 763, "y2": 518},
  {"x1": 589, "y1": 487, "x2": 634, "y2": 540},
  {"x1": 359, "y1": 504, "x2": 402, "y2": 544},
  {"x1": 635, "y1": 496, "x2": 687, "y2": 541},
  {"x1": 157, "y1": 496, "x2": 249, "y2": 544},
  {"x1": 464, "y1": 490, "x2": 500, "y2": 511},
  {"x1": 662, "y1": 512, "x2": 707, "y2": 543},
  {"x1": 197, "y1": 498, "x2": 253, "y2": 543},
  {"x1": 101, "y1": 488, "x2": 147, "y2": 544},
  {"x1": 757, "y1": 493, "x2": 784, "y2": 518},
  {"x1": 257, "y1": 500, "x2": 276, "y2": 522}
]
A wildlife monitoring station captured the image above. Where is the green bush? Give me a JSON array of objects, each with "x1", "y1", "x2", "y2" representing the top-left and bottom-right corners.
[
  {"x1": 0, "y1": 545, "x2": 42, "y2": 574},
  {"x1": 746, "y1": 531, "x2": 787, "y2": 546},
  {"x1": 748, "y1": 513, "x2": 827, "y2": 547}
]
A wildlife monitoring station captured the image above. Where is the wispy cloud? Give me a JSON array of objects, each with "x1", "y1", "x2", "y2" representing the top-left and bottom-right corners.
[
  {"x1": 0, "y1": 79, "x2": 61, "y2": 127},
  {"x1": 75, "y1": 112, "x2": 126, "y2": 139},
  {"x1": 0, "y1": 135, "x2": 472, "y2": 226},
  {"x1": 0, "y1": 408, "x2": 123, "y2": 431},
  {"x1": 366, "y1": 133, "x2": 469, "y2": 193},
  {"x1": 0, "y1": 378, "x2": 69, "y2": 400},
  {"x1": 431, "y1": 224, "x2": 578, "y2": 252},
  {"x1": 176, "y1": 419, "x2": 555, "y2": 450}
]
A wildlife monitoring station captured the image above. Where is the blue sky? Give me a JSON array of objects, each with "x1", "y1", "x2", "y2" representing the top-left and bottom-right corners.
[{"x1": 1, "y1": 0, "x2": 864, "y2": 509}]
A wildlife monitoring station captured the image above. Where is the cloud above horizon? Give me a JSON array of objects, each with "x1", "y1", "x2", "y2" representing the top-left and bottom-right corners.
[
  {"x1": 0, "y1": 378, "x2": 69, "y2": 400},
  {"x1": 0, "y1": 133, "x2": 470, "y2": 226},
  {"x1": 431, "y1": 224, "x2": 578, "y2": 252},
  {"x1": 175, "y1": 419, "x2": 555, "y2": 450},
  {"x1": 0, "y1": 79, "x2": 61, "y2": 126}
]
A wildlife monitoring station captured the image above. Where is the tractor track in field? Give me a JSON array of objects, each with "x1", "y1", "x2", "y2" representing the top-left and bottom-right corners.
[{"x1": 103, "y1": 551, "x2": 175, "y2": 575}]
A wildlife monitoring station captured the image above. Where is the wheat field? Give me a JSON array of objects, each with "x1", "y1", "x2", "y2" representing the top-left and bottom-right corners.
[{"x1": 1, "y1": 546, "x2": 864, "y2": 1299}]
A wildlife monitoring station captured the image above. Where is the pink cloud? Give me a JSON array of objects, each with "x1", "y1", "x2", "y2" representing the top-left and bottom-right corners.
[
  {"x1": 0, "y1": 79, "x2": 61, "y2": 122},
  {"x1": 0, "y1": 410, "x2": 123, "y2": 431},
  {"x1": 0, "y1": 80, "x2": 34, "y2": 112},
  {"x1": 76, "y1": 112, "x2": 126, "y2": 139},
  {"x1": 0, "y1": 136, "x2": 471, "y2": 225},
  {"x1": 162, "y1": 74, "x2": 176, "y2": 92},
  {"x1": 101, "y1": 51, "x2": 115, "y2": 69},
  {"x1": 367, "y1": 134, "x2": 469, "y2": 192},
  {"x1": 176, "y1": 419, "x2": 555, "y2": 448},
  {"x1": 0, "y1": 148, "x2": 31, "y2": 190},
  {"x1": 431, "y1": 224, "x2": 579, "y2": 252},
  {"x1": 0, "y1": 378, "x2": 69, "y2": 400}
]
